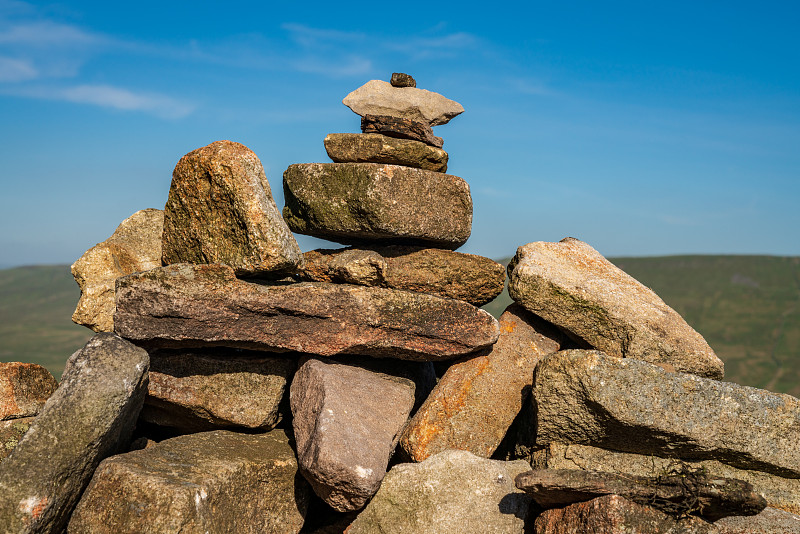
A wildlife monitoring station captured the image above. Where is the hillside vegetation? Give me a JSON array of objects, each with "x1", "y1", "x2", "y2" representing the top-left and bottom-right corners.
[{"x1": 1, "y1": 256, "x2": 798, "y2": 394}]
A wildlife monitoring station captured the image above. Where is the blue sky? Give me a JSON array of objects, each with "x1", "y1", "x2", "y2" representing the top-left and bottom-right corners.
[{"x1": 1, "y1": 0, "x2": 798, "y2": 268}]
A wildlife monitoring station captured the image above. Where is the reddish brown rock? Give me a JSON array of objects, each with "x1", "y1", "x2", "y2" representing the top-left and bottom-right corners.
[
  {"x1": 361, "y1": 114, "x2": 443, "y2": 147},
  {"x1": 534, "y1": 495, "x2": 719, "y2": 534},
  {"x1": 114, "y1": 263, "x2": 499, "y2": 361},
  {"x1": 324, "y1": 133, "x2": 448, "y2": 172},
  {"x1": 162, "y1": 140, "x2": 302, "y2": 276},
  {"x1": 0, "y1": 362, "x2": 58, "y2": 420},
  {"x1": 141, "y1": 349, "x2": 296, "y2": 432},
  {"x1": 399, "y1": 304, "x2": 561, "y2": 462},
  {"x1": 300, "y1": 246, "x2": 505, "y2": 306},
  {"x1": 390, "y1": 73, "x2": 416, "y2": 88}
]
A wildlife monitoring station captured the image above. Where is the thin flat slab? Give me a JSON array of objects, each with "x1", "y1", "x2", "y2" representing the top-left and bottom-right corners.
[
  {"x1": 361, "y1": 115, "x2": 443, "y2": 148},
  {"x1": 114, "y1": 263, "x2": 499, "y2": 361},
  {"x1": 324, "y1": 133, "x2": 448, "y2": 172},
  {"x1": 283, "y1": 163, "x2": 472, "y2": 249},
  {"x1": 508, "y1": 237, "x2": 724, "y2": 379},
  {"x1": 343, "y1": 79, "x2": 464, "y2": 126}
]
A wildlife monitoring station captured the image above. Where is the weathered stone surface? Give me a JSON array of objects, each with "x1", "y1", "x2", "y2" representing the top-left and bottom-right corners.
[
  {"x1": 516, "y1": 469, "x2": 765, "y2": 521},
  {"x1": 534, "y1": 350, "x2": 800, "y2": 478},
  {"x1": 0, "y1": 362, "x2": 57, "y2": 420},
  {"x1": 300, "y1": 246, "x2": 504, "y2": 306},
  {"x1": 715, "y1": 507, "x2": 800, "y2": 533},
  {"x1": 115, "y1": 263, "x2": 499, "y2": 361},
  {"x1": 390, "y1": 72, "x2": 416, "y2": 88},
  {"x1": 0, "y1": 418, "x2": 32, "y2": 462},
  {"x1": 324, "y1": 133, "x2": 448, "y2": 172},
  {"x1": 534, "y1": 495, "x2": 719, "y2": 534},
  {"x1": 72, "y1": 208, "x2": 164, "y2": 332},
  {"x1": 141, "y1": 349, "x2": 295, "y2": 432},
  {"x1": 291, "y1": 356, "x2": 428, "y2": 511},
  {"x1": 343, "y1": 79, "x2": 463, "y2": 126},
  {"x1": 67, "y1": 429, "x2": 310, "y2": 534},
  {"x1": 162, "y1": 140, "x2": 302, "y2": 276},
  {"x1": 283, "y1": 163, "x2": 471, "y2": 249},
  {"x1": 345, "y1": 450, "x2": 532, "y2": 534},
  {"x1": 361, "y1": 115, "x2": 444, "y2": 148},
  {"x1": 532, "y1": 442, "x2": 800, "y2": 515},
  {"x1": 0, "y1": 333, "x2": 148, "y2": 533},
  {"x1": 508, "y1": 237, "x2": 724, "y2": 379},
  {"x1": 400, "y1": 304, "x2": 561, "y2": 462}
]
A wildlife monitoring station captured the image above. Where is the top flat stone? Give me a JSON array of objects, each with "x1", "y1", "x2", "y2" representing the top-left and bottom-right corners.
[{"x1": 343, "y1": 80, "x2": 464, "y2": 127}]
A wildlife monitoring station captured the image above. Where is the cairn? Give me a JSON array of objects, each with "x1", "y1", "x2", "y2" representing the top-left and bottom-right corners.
[{"x1": 1, "y1": 73, "x2": 799, "y2": 534}]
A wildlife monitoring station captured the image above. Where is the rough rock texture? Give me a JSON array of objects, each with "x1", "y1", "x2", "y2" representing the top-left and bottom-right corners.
[
  {"x1": 115, "y1": 263, "x2": 499, "y2": 361},
  {"x1": 67, "y1": 429, "x2": 310, "y2": 534},
  {"x1": 71, "y1": 208, "x2": 164, "y2": 332},
  {"x1": 0, "y1": 362, "x2": 58, "y2": 420},
  {"x1": 515, "y1": 468, "x2": 765, "y2": 521},
  {"x1": 345, "y1": 450, "x2": 532, "y2": 534},
  {"x1": 400, "y1": 305, "x2": 561, "y2": 461},
  {"x1": 390, "y1": 72, "x2": 416, "y2": 88},
  {"x1": 534, "y1": 350, "x2": 800, "y2": 478},
  {"x1": 300, "y1": 246, "x2": 505, "y2": 306},
  {"x1": 714, "y1": 507, "x2": 800, "y2": 533},
  {"x1": 290, "y1": 357, "x2": 426, "y2": 511},
  {"x1": 161, "y1": 140, "x2": 302, "y2": 276},
  {"x1": 324, "y1": 133, "x2": 448, "y2": 172},
  {"x1": 533, "y1": 495, "x2": 719, "y2": 534},
  {"x1": 361, "y1": 115, "x2": 444, "y2": 148},
  {"x1": 283, "y1": 163, "x2": 472, "y2": 249},
  {"x1": 532, "y1": 442, "x2": 800, "y2": 515},
  {"x1": 343, "y1": 79, "x2": 464, "y2": 126},
  {"x1": 141, "y1": 349, "x2": 296, "y2": 432},
  {"x1": 0, "y1": 418, "x2": 32, "y2": 462},
  {"x1": 508, "y1": 238, "x2": 724, "y2": 379},
  {"x1": 0, "y1": 333, "x2": 148, "y2": 533}
]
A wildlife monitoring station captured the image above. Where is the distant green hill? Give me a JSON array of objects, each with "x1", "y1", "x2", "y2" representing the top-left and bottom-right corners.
[{"x1": 2, "y1": 257, "x2": 799, "y2": 395}]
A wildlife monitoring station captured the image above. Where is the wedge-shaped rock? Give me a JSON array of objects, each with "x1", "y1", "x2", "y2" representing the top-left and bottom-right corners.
[
  {"x1": 0, "y1": 333, "x2": 148, "y2": 534},
  {"x1": 115, "y1": 264, "x2": 499, "y2": 360},
  {"x1": 162, "y1": 140, "x2": 302, "y2": 276},
  {"x1": 300, "y1": 246, "x2": 504, "y2": 306},
  {"x1": 72, "y1": 208, "x2": 164, "y2": 332},
  {"x1": 533, "y1": 442, "x2": 800, "y2": 515},
  {"x1": 714, "y1": 507, "x2": 800, "y2": 534},
  {"x1": 343, "y1": 79, "x2": 464, "y2": 126},
  {"x1": 400, "y1": 305, "x2": 561, "y2": 462},
  {"x1": 346, "y1": 450, "x2": 532, "y2": 534},
  {"x1": 0, "y1": 418, "x2": 32, "y2": 462},
  {"x1": 67, "y1": 429, "x2": 310, "y2": 534},
  {"x1": 325, "y1": 133, "x2": 448, "y2": 172},
  {"x1": 508, "y1": 237, "x2": 723, "y2": 379},
  {"x1": 291, "y1": 357, "x2": 429, "y2": 511},
  {"x1": 0, "y1": 362, "x2": 58, "y2": 420},
  {"x1": 141, "y1": 349, "x2": 295, "y2": 432},
  {"x1": 283, "y1": 163, "x2": 472, "y2": 249},
  {"x1": 534, "y1": 494, "x2": 719, "y2": 534},
  {"x1": 534, "y1": 350, "x2": 800, "y2": 478},
  {"x1": 361, "y1": 115, "x2": 444, "y2": 147}
]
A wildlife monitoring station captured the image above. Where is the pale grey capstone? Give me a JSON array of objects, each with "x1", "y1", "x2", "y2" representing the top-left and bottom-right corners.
[
  {"x1": 533, "y1": 350, "x2": 800, "y2": 478},
  {"x1": 343, "y1": 80, "x2": 464, "y2": 126}
]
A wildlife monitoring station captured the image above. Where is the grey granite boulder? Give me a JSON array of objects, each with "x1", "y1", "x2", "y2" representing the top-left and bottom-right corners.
[
  {"x1": 0, "y1": 362, "x2": 58, "y2": 420},
  {"x1": 508, "y1": 238, "x2": 724, "y2": 379},
  {"x1": 283, "y1": 163, "x2": 472, "y2": 249},
  {"x1": 534, "y1": 350, "x2": 800, "y2": 478},
  {"x1": 162, "y1": 140, "x2": 302, "y2": 276},
  {"x1": 0, "y1": 333, "x2": 148, "y2": 533},
  {"x1": 714, "y1": 507, "x2": 800, "y2": 533},
  {"x1": 346, "y1": 450, "x2": 532, "y2": 534},
  {"x1": 71, "y1": 208, "x2": 164, "y2": 332},
  {"x1": 343, "y1": 79, "x2": 464, "y2": 126},
  {"x1": 324, "y1": 133, "x2": 448, "y2": 172},
  {"x1": 67, "y1": 429, "x2": 310, "y2": 534},
  {"x1": 115, "y1": 264, "x2": 499, "y2": 361}
]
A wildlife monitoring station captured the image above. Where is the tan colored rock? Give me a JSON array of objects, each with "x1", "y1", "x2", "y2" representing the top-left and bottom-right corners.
[
  {"x1": 162, "y1": 140, "x2": 302, "y2": 276},
  {"x1": 715, "y1": 507, "x2": 800, "y2": 533},
  {"x1": 300, "y1": 246, "x2": 505, "y2": 306},
  {"x1": 399, "y1": 304, "x2": 561, "y2": 461},
  {"x1": 0, "y1": 362, "x2": 58, "y2": 420},
  {"x1": 324, "y1": 133, "x2": 448, "y2": 172},
  {"x1": 71, "y1": 208, "x2": 163, "y2": 332},
  {"x1": 508, "y1": 237, "x2": 724, "y2": 379},
  {"x1": 0, "y1": 418, "x2": 32, "y2": 461},
  {"x1": 533, "y1": 442, "x2": 800, "y2": 515},
  {"x1": 342, "y1": 79, "x2": 464, "y2": 126}
]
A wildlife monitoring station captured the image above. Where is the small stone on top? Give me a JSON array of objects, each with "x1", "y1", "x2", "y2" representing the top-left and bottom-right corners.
[{"x1": 391, "y1": 72, "x2": 416, "y2": 88}]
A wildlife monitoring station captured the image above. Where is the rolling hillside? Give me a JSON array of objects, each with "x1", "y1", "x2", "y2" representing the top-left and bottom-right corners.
[{"x1": 1, "y1": 256, "x2": 799, "y2": 395}]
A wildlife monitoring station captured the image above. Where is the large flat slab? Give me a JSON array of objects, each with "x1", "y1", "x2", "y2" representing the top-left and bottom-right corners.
[
  {"x1": 324, "y1": 133, "x2": 448, "y2": 172},
  {"x1": 342, "y1": 79, "x2": 464, "y2": 126}
]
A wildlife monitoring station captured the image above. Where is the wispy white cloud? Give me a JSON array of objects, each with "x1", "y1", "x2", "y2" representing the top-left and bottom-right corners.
[
  {"x1": 281, "y1": 23, "x2": 365, "y2": 46},
  {"x1": 0, "y1": 20, "x2": 100, "y2": 46},
  {"x1": 0, "y1": 54, "x2": 34, "y2": 81}
]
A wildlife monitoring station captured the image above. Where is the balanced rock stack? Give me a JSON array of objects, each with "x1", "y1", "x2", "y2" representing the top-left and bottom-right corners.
[{"x1": 2, "y1": 73, "x2": 800, "y2": 534}]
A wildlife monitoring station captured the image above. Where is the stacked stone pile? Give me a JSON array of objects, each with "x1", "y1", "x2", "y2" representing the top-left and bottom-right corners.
[{"x1": 2, "y1": 73, "x2": 800, "y2": 533}]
